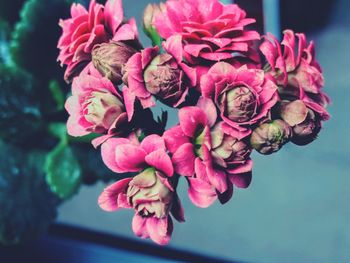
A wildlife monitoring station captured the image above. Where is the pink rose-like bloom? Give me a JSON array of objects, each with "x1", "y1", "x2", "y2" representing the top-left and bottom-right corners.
[
  {"x1": 123, "y1": 46, "x2": 197, "y2": 111},
  {"x1": 260, "y1": 30, "x2": 330, "y2": 120},
  {"x1": 58, "y1": 0, "x2": 139, "y2": 82},
  {"x1": 98, "y1": 135, "x2": 184, "y2": 245},
  {"x1": 65, "y1": 66, "x2": 128, "y2": 138},
  {"x1": 201, "y1": 62, "x2": 279, "y2": 135},
  {"x1": 154, "y1": 0, "x2": 260, "y2": 66},
  {"x1": 163, "y1": 97, "x2": 253, "y2": 208}
]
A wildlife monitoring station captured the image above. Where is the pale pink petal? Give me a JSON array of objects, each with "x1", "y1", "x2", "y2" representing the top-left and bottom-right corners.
[
  {"x1": 163, "y1": 125, "x2": 190, "y2": 153},
  {"x1": 197, "y1": 97, "x2": 217, "y2": 127},
  {"x1": 101, "y1": 138, "x2": 130, "y2": 173},
  {"x1": 141, "y1": 134, "x2": 166, "y2": 154},
  {"x1": 132, "y1": 214, "x2": 149, "y2": 239},
  {"x1": 98, "y1": 178, "x2": 132, "y2": 211},
  {"x1": 145, "y1": 149, "x2": 174, "y2": 177},
  {"x1": 179, "y1": 107, "x2": 207, "y2": 138},
  {"x1": 146, "y1": 217, "x2": 172, "y2": 245},
  {"x1": 187, "y1": 178, "x2": 217, "y2": 208},
  {"x1": 115, "y1": 144, "x2": 147, "y2": 172},
  {"x1": 104, "y1": 0, "x2": 123, "y2": 33},
  {"x1": 172, "y1": 143, "x2": 196, "y2": 177}
]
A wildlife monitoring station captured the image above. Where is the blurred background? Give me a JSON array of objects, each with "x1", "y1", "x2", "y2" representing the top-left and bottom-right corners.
[{"x1": 0, "y1": 0, "x2": 349, "y2": 262}]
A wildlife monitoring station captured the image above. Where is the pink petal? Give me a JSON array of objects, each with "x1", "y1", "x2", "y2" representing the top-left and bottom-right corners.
[
  {"x1": 98, "y1": 178, "x2": 132, "y2": 211},
  {"x1": 187, "y1": 178, "x2": 217, "y2": 208},
  {"x1": 101, "y1": 138, "x2": 130, "y2": 173},
  {"x1": 66, "y1": 115, "x2": 89, "y2": 137},
  {"x1": 122, "y1": 87, "x2": 136, "y2": 121},
  {"x1": 179, "y1": 106, "x2": 207, "y2": 138},
  {"x1": 141, "y1": 134, "x2": 166, "y2": 154},
  {"x1": 146, "y1": 217, "x2": 172, "y2": 245},
  {"x1": 132, "y1": 214, "x2": 149, "y2": 239},
  {"x1": 145, "y1": 149, "x2": 174, "y2": 177},
  {"x1": 197, "y1": 97, "x2": 217, "y2": 127},
  {"x1": 115, "y1": 144, "x2": 146, "y2": 172},
  {"x1": 104, "y1": 0, "x2": 123, "y2": 33},
  {"x1": 172, "y1": 143, "x2": 196, "y2": 177},
  {"x1": 163, "y1": 125, "x2": 190, "y2": 154},
  {"x1": 230, "y1": 172, "x2": 252, "y2": 189}
]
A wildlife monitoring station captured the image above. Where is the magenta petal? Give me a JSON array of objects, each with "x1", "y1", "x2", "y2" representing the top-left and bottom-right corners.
[
  {"x1": 101, "y1": 138, "x2": 130, "y2": 173},
  {"x1": 146, "y1": 217, "x2": 172, "y2": 245},
  {"x1": 179, "y1": 107, "x2": 207, "y2": 138},
  {"x1": 98, "y1": 178, "x2": 132, "y2": 211},
  {"x1": 163, "y1": 125, "x2": 190, "y2": 153},
  {"x1": 66, "y1": 115, "x2": 89, "y2": 137},
  {"x1": 197, "y1": 97, "x2": 217, "y2": 127},
  {"x1": 172, "y1": 143, "x2": 196, "y2": 177},
  {"x1": 187, "y1": 178, "x2": 217, "y2": 208},
  {"x1": 145, "y1": 149, "x2": 174, "y2": 177},
  {"x1": 230, "y1": 172, "x2": 252, "y2": 189},
  {"x1": 115, "y1": 144, "x2": 146, "y2": 172},
  {"x1": 122, "y1": 87, "x2": 135, "y2": 121},
  {"x1": 132, "y1": 214, "x2": 149, "y2": 239},
  {"x1": 141, "y1": 134, "x2": 166, "y2": 154},
  {"x1": 104, "y1": 0, "x2": 123, "y2": 33}
]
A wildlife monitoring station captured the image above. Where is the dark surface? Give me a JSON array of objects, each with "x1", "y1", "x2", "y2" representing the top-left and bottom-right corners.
[{"x1": 0, "y1": 224, "x2": 234, "y2": 263}]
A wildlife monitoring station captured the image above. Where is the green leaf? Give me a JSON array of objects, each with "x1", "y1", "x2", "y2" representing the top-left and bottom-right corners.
[
  {"x1": 0, "y1": 64, "x2": 43, "y2": 146},
  {"x1": 45, "y1": 141, "x2": 82, "y2": 200},
  {"x1": 0, "y1": 0, "x2": 26, "y2": 26},
  {"x1": 49, "y1": 80, "x2": 65, "y2": 111},
  {"x1": 0, "y1": 140, "x2": 60, "y2": 245},
  {"x1": 144, "y1": 26, "x2": 163, "y2": 48},
  {"x1": 10, "y1": 0, "x2": 72, "y2": 82}
]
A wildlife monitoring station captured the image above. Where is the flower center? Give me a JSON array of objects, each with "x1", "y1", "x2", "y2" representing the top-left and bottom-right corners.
[{"x1": 224, "y1": 86, "x2": 257, "y2": 123}]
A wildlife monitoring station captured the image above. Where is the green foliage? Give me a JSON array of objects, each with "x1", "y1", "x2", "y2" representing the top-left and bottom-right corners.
[
  {"x1": 45, "y1": 141, "x2": 82, "y2": 200},
  {"x1": 0, "y1": 140, "x2": 59, "y2": 245},
  {"x1": 0, "y1": 64, "x2": 43, "y2": 146},
  {"x1": 10, "y1": 0, "x2": 72, "y2": 83},
  {"x1": 0, "y1": 0, "x2": 26, "y2": 26},
  {"x1": 49, "y1": 80, "x2": 65, "y2": 111}
]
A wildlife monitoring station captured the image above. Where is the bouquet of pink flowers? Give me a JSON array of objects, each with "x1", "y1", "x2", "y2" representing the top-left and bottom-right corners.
[{"x1": 57, "y1": 0, "x2": 330, "y2": 245}]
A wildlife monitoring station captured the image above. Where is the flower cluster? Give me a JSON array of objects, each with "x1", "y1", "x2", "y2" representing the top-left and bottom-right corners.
[{"x1": 58, "y1": 0, "x2": 330, "y2": 245}]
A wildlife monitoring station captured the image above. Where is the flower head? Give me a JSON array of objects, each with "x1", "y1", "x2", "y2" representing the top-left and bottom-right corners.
[
  {"x1": 163, "y1": 97, "x2": 253, "y2": 208},
  {"x1": 98, "y1": 135, "x2": 184, "y2": 245},
  {"x1": 154, "y1": 0, "x2": 260, "y2": 66},
  {"x1": 260, "y1": 30, "x2": 330, "y2": 120},
  {"x1": 201, "y1": 62, "x2": 278, "y2": 135},
  {"x1": 92, "y1": 41, "x2": 138, "y2": 84},
  {"x1": 57, "y1": 0, "x2": 139, "y2": 82},
  {"x1": 65, "y1": 67, "x2": 127, "y2": 137},
  {"x1": 250, "y1": 120, "x2": 292, "y2": 154}
]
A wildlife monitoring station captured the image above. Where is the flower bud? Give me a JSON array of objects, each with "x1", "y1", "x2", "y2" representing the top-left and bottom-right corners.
[
  {"x1": 291, "y1": 109, "x2": 321, "y2": 146},
  {"x1": 280, "y1": 100, "x2": 308, "y2": 126},
  {"x1": 222, "y1": 86, "x2": 257, "y2": 123},
  {"x1": 92, "y1": 41, "x2": 138, "y2": 84},
  {"x1": 143, "y1": 3, "x2": 166, "y2": 33},
  {"x1": 84, "y1": 91, "x2": 125, "y2": 132},
  {"x1": 250, "y1": 120, "x2": 292, "y2": 155},
  {"x1": 127, "y1": 168, "x2": 172, "y2": 218},
  {"x1": 143, "y1": 53, "x2": 188, "y2": 107}
]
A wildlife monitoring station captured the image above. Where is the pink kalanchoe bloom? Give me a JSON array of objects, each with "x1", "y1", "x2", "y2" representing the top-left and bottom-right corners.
[
  {"x1": 98, "y1": 135, "x2": 184, "y2": 245},
  {"x1": 58, "y1": 0, "x2": 139, "y2": 82},
  {"x1": 260, "y1": 30, "x2": 330, "y2": 120},
  {"x1": 123, "y1": 46, "x2": 197, "y2": 111},
  {"x1": 65, "y1": 65, "x2": 128, "y2": 138},
  {"x1": 201, "y1": 62, "x2": 279, "y2": 135},
  {"x1": 154, "y1": 0, "x2": 260, "y2": 66},
  {"x1": 163, "y1": 97, "x2": 253, "y2": 208}
]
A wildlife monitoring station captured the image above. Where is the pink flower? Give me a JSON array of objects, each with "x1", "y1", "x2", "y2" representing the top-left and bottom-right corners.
[
  {"x1": 98, "y1": 135, "x2": 184, "y2": 245},
  {"x1": 154, "y1": 0, "x2": 260, "y2": 66},
  {"x1": 201, "y1": 62, "x2": 278, "y2": 135},
  {"x1": 163, "y1": 97, "x2": 253, "y2": 208},
  {"x1": 58, "y1": 0, "x2": 139, "y2": 82},
  {"x1": 123, "y1": 46, "x2": 197, "y2": 109},
  {"x1": 260, "y1": 30, "x2": 330, "y2": 120},
  {"x1": 65, "y1": 66, "x2": 128, "y2": 138}
]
